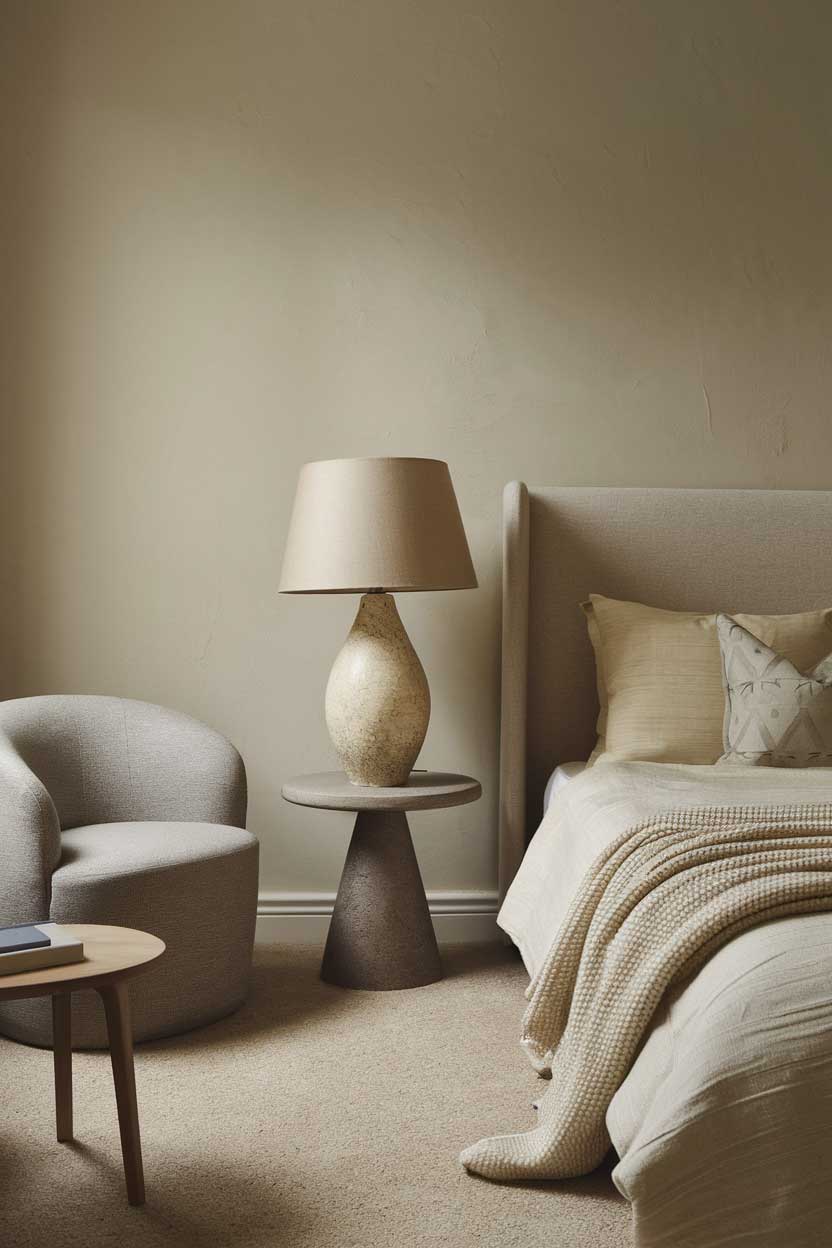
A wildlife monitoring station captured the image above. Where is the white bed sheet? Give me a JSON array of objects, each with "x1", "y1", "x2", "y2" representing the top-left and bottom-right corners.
[
  {"x1": 499, "y1": 760, "x2": 832, "y2": 1247},
  {"x1": 542, "y1": 761, "x2": 586, "y2": 812},
  {"x1": 500, "y1": 758, "x2": 832, "y2": 977}
]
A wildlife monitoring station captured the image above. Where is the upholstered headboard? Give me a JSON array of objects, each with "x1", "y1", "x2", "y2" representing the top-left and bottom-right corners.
[{"x1": 498, "y1": 484, "x2": 832, "y2": 899}]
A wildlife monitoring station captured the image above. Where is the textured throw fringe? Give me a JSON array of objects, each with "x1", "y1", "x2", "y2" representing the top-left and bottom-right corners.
[{"x1": 460, "y1": 802, "x2": 832, "y2": 1181}]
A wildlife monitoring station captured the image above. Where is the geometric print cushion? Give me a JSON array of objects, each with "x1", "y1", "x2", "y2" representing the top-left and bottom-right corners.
[{"x1": 716, "y1": 613, "x2": 832, "y2": 767}]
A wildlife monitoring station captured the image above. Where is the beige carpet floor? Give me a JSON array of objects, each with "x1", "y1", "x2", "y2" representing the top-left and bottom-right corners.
[{"x1": 0, "y1": 944, "x2": 630, "y2": 1248}]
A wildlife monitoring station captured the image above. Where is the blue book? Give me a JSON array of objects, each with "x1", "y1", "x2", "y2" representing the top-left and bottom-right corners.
[{"x1": 0, "y1": 924, "x2": 51, "y2": 954}]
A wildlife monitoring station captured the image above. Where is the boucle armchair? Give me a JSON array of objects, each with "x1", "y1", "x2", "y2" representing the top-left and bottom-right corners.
[{"x1": 0, "y1": 694, "x2": 258, "y2": 1049}]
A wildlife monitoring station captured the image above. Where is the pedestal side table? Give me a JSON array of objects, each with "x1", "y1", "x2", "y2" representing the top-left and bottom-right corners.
[
  {"x1": 0, "y1": 924, "x2": 165, "y2": 1205},
  {"x1": 281, "y1": 771, "x2": 481, "y2": 990}
]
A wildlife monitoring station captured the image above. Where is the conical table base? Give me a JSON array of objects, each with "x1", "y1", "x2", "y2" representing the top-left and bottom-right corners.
[{"x1": 321, "y1": 811, "x2": 442, "y2": 990}]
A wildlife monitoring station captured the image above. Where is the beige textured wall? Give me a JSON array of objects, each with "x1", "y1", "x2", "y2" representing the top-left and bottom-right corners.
[{"x1": 2, "y1": 2, "x2": 831, "y2": 900}]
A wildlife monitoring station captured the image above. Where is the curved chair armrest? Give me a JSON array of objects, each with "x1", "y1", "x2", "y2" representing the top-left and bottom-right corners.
[{"x1": 0, "y1": 742, "x2": 62, "y2": 927}]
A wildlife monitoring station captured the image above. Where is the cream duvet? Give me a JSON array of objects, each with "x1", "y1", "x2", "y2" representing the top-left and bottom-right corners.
[{"x1": 475, "y1": 761, "x2": 832, "y2": 1248}]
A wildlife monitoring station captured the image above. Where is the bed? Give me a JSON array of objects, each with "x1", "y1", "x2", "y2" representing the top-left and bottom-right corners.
[{"x1": 484, "y1": 484, "x2": 832, "y2": 1247}]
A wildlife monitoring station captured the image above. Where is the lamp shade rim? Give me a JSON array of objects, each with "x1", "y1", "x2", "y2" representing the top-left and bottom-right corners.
[
  {"x1": 279, "y1": 579, "x2": 478, "y2": 594},
  {"x1": 301, "y1": 455, "x2": 449, "y2": 467}
]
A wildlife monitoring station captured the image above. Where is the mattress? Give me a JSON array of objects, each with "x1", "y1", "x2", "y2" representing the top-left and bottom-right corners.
[
  {"x1": 499, "y1": 760, "x2": 832, "y2": 1247},
  {"x1": 542, "y1": 761, "x2": 586, "y2": 812}
]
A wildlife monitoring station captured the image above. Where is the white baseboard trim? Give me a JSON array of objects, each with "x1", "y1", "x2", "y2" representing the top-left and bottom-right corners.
[{"x1": 255, "y1": 889, "x2": 501, "y2": 945}]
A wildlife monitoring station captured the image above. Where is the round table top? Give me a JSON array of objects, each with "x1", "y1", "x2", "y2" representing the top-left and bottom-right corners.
[
  {"x1": 281, "y1": 771, "x2": 481, "y2": 813},
  {"x1": 0, "y1": 925, "x2": 165, "y2": 1002}
]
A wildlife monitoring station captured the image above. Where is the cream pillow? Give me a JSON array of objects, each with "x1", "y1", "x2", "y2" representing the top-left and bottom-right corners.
[
  {"x1": 717, "y1": 614, "x2": 832, "y2": 767},
  {"x1": 583, "y1": 595, "x2": 832, "y2": 765}
]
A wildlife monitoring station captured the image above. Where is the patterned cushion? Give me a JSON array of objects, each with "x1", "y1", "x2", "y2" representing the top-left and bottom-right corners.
[{"x1": 717, "y1": 614, "x2": 832, "y2": 767}]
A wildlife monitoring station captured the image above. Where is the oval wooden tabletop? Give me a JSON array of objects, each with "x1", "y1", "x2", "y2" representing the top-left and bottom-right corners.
[
  {"x1": 282, "y1": 771, "x2": 482, "y2": 813},
  {"x1": 0, "y1": 925, "x2": 165, "y2": 1002}
]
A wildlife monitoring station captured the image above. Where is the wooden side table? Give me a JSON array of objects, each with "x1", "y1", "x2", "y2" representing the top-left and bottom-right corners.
[
  {"x1": 0, "y1": 924, "x2": 165, "y2": 1206},
  {"x1": 281, "y1": 771, "x2": 481, "y2": 990}
]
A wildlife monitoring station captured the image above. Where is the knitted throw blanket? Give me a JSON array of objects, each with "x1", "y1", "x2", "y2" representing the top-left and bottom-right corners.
[{"x1": 461, "y1": 802, "x2": 832, "y2": 1181}]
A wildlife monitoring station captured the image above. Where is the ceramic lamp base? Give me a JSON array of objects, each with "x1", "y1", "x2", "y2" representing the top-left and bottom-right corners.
[{"x1": 325, "y1": 593, "x2": 430, "y2": 786}]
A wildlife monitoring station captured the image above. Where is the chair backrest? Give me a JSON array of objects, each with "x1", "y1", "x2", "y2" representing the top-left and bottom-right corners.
[{"x1": 0, "y1": 694, "x2": 247, "y2": 829}]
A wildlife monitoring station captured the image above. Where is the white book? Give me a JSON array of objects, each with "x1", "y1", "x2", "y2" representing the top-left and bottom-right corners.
[{"x1": 0, "y1": 923, "x2": 85, "y2": 977}]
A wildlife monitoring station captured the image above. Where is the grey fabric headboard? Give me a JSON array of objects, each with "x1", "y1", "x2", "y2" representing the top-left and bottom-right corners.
[{"x1": 498, "y1": 483, "x2": 832, "y2": 900}]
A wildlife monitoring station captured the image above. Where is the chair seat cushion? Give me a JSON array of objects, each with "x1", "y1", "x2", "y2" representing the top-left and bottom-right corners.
[
  {"x1": 0, "y1": 820, "x2": 259, "y2": 1049},
  {"x1": 55, "y1": 820, "x2": 256, "y2": 882}
]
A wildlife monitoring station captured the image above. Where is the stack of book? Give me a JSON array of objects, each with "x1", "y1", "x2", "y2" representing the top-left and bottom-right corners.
[{"x1": 0, "y1": 923, "x2": 85, "y2": 976}]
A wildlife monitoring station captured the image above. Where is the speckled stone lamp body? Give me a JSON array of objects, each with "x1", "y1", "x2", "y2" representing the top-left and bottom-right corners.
[{"x1": 325, "y1": 593, "x2": 430, "y2": 787}]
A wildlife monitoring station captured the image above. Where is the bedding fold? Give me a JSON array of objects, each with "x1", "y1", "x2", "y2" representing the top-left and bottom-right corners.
[{"x1": 461, "y1": 800, "x2": 832, "y2": 1182}]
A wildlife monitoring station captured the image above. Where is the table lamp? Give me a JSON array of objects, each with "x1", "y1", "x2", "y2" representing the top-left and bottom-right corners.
[{"x1": 279, "y1": 457, "x2": 477, "y2": 786}]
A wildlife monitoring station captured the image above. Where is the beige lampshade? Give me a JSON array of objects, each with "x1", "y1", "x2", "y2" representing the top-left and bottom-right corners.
[{"x1": 279, "y1": 457, "x2": 477, "y2": 593}]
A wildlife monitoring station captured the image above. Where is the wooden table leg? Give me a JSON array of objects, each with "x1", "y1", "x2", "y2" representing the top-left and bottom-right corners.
[
  {"x1": 52, "y1": 992, "x2": 73, "y2": 1143},
  {"x1": 99, "y1": 980, "x2": 145, "y2": 1206}
]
